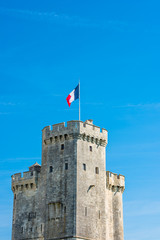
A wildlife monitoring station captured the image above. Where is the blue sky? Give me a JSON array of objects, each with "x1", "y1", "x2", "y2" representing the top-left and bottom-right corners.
[{"x1": 0, "y1": 0, "x2": 160, "y2": 239}]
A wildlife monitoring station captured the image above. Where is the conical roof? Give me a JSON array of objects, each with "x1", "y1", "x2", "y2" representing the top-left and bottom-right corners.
[{"x1": 29, "y1": 162, "x2": 41, "y2": 168}]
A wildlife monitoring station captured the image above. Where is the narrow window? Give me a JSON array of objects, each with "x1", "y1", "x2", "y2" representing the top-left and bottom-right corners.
[
  {"x1": 30, "y1": 183, "x2": 33, "y2": 189},
  {"x1": 85, "y1": 207, "x2": 87, "y2": 216},
  {"x1": 41, "y1": 224, "x2": 43, "y2": 232},
  {"x1": 60, "y1": 135, "x2": 63, "y2": 141},
  {"x1": 61, "y1": 144, "x2": 64, "y2": 150},
  {"x1": 95, "y1": 167, "x2": 99, "y2": 174},
  {"x1": 83, "y1": 163, "x2": 86, "y2": 171},
  {"x1": 50, "y1": 166, "x2": 53, "y2": 173},
  {"x1": 30, "y1": 171, "x2": 33, "y2": 176},
  {"x1": 64, "y1": 206, "x2": 66, "y2": 214},
  {"x1": 65, "y1": 163, "x2": 68, "y2": 170},
  {"x1": 30, "y1": 227, "x2": 32, "y2": 232},
  {"x1": 21, "y1": 227, "x2": 23, "y2": 233},
  {"x1": 90, "y1": 146, "x2": 92, "y2": 152},
  {"x1": 65, "y1": 181, "x2": 67, "y2": 197},
  {"x1": 64, "y1": 134, "x2": 68, "y2": 140},
  {"x1": 25, "y1": 184, "x2": 28, "y2": 189}
]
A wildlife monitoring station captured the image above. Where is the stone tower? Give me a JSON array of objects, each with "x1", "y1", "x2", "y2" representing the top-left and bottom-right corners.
[{"x1": 11, "y1": 120, "x2": 125, "y2": 240}]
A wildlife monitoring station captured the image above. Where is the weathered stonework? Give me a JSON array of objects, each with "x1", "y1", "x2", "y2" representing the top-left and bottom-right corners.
[{"x1": 11, "y1": 119, "x2": 125, "y2": 240}]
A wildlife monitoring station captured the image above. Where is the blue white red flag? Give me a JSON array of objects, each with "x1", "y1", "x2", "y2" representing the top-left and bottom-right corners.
[{"x1": 66, "y1": 84, "x2": 79, "y2": 107}]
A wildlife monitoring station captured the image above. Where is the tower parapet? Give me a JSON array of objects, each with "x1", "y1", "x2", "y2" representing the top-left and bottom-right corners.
[
  {"x1": 42, "y1": 120, "x2": 108, "y2": 147},
  {"x1": 11, "y1": 163, "x2": 41, "y2": 193},
  {"x1": 106, "y1": 171, "x2": 125, "y2": 192}
]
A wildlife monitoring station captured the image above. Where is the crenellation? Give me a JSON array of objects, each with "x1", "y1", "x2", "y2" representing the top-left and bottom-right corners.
[
  {"x1": 52, "y1": 122, "x2": 65, "y2": 132},
  {"x1": 106, "y1": 171, "x2": 125, "y2": 192},
  {"x1": 42, "y1": 120, "x2": 108, "y2": 146}
]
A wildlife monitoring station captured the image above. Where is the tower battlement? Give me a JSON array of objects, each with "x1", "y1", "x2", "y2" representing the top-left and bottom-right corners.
[
  {"x1": 106, "y1": 171, "x2": 125, "y2": 192},
  {"x1": 42, "y1": 120, "x2": 108, "y2": 147},
  {"x1": 11, "y1": 163, "x2": 41, "y2": 193}
]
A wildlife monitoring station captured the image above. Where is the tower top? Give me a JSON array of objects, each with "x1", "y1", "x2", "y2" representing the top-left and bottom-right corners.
[{"x1": 42, "y1": 119, "x2": 108, "y2": 147}]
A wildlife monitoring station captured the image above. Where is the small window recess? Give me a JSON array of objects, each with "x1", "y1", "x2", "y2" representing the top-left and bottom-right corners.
[
  {"x1": 95, "y1": 167, "x2": 99, "y2": 174},
  {"x1": 65, "y1": 163, "x2": 68, "y2": 170},
  {"x1": 85, "y1": 207, "x2": 87, "y2": 216},
  {"x1": 61, "y1": 144, "x2": 64, "y2": 150},
  {"x1": 90, "y1": 146, "x2": 92, "y2": 152},
  {"x1": 50, "y1": 166, "x2": 53, "y2": 173},
  {"x1": 83, "y1": 163, "x2": 86, "y2": 171}
]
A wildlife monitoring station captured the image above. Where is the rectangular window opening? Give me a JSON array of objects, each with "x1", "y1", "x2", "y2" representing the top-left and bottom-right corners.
[
  {"x1": 50, "y1": 166, "x2": 53, "y2": 173},
  {"x1": 90, "y1": 146, "x2": 92, "y2": 152},
  {"x1": 85, "y1": 207, "x2": 87, "y2": 216},
  {"x1": 83, "y1": 163, "x2": 86, "y2": 171},
  {"x1": 95, "y1": 167, "x2": 99, "y2": 174},
  {"x1": 61, "y1": 144, "x2": 64, "y2": 150},
  {"x1": 65, "y1": 163, "x2": 68, "y2": 170}
]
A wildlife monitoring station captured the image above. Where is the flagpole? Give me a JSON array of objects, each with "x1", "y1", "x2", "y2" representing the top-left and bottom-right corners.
[{"x1": 79, "y1": 80, "x2": 80, "y2": 121}]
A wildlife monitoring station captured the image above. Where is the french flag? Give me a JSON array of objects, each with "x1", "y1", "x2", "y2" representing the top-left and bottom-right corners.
[{"x1": 66, "y1": 84, "x2": 79, "y2": 107}]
